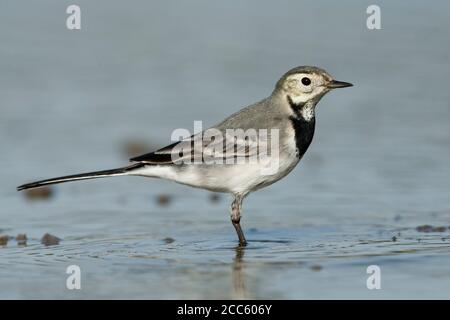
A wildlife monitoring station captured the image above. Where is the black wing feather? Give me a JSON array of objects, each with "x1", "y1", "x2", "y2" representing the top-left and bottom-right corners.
[{"x1": 129, "y1": 141, "x2": 179, "y2": 164}]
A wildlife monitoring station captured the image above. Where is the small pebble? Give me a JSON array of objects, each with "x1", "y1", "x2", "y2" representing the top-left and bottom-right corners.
[
  {"x1": 209, "y1": 193, "x2": 221, "y2": 203},
  {"x1": 16, "y1": 234, "x2": 27, "y2": 246},
  {"x1": 416, "y1": 225, "x2": 433, "y2": 232},
  {"x1": 24, "y1": 186, "x2": 53, "y2": 200},
  {"x1": 416, "y1": 225, "x2": 447, "y2": 233},
  {"x1": 41, "y1": 233, "x2": 60, "y2": 246},
  {"x1": 310, "y1": 264, "x2": 323, "y2": 272},
  {"x1": 156, "y1": 194, "x2": 171, "y2": 206},
  {"x1": 163, "y1": 237, "x2": 175, "y2": 244},
  {"x1": 122, "y1": 140, "x2": 152, "y2": 158},
  {"x1": 0, "y1": 235, "x2": 9, "y2": 246}
]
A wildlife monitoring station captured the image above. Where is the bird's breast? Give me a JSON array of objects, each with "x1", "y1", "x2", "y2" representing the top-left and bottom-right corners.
[{"x1": 288, "y1": 116, "x2": 316, "y2": 158}]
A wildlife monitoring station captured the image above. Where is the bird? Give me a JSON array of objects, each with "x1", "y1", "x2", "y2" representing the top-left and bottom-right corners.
[{"x1": 17, "y1": 66, "x2": 352, "y2": 246}]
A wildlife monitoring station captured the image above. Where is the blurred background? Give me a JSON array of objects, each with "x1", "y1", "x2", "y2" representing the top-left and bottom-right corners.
[{"x1": 0, "y1": 0, "x2": 449, "y2": 299}]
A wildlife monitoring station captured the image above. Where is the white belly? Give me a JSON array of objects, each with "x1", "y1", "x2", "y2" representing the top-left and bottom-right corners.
[{"x1": 131, "y1": 135, "x2": 300, "y2": 195}]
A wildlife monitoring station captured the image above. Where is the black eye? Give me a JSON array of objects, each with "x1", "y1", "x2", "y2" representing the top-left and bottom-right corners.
[{"x1": 301, "y1": 77, "x2": 311, "y2": 86}]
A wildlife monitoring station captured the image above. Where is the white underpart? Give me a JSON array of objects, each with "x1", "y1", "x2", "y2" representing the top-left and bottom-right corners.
[{"x1": 128, "y1": 131, "x2": 300, "y2": 195}]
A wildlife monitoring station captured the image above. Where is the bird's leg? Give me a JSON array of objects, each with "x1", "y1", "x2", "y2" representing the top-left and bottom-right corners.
[{"x1": 231, "y1": 195, "x2": 247, "y2": 246}]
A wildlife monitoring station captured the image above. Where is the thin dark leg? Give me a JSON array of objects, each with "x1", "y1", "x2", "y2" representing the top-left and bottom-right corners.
[
  {"x1": 232, "y1": 220, "x2": 247, "y2": 246},
  {"x1": 231, "y1": 195, "x2": 247, "y2": 246}
]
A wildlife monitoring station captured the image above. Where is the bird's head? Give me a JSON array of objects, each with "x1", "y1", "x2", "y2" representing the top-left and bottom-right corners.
[{"x1": 274, "y1": 66, "x2": 353, "y2": 105}]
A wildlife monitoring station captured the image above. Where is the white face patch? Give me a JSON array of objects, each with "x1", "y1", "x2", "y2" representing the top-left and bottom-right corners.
[
  {"x1": 288, "y1": 93, "x2": 311, "y2": 104},
  {"x1": 284, "y1": 73, "x2": 328, "y2": 105}
]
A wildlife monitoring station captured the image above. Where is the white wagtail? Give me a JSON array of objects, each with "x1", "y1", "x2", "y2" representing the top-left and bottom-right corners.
[{"x1": 18, "y1": 66, "x2": 352, "y2": 246}]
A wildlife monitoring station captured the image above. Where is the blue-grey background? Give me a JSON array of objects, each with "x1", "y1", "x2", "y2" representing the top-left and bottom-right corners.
[{"x1": 1, "y1": 1, "x2": 449, "y2": 299}]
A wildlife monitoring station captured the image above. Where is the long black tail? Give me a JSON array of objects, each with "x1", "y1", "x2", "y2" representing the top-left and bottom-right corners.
[{"x1": 17, "y1": 163, "x2": 145, "y2": 191}]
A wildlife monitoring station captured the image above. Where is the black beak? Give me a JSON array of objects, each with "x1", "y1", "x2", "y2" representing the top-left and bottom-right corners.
[{"x1": 327, "y1": 80, "x2": 353, "y2": 89}]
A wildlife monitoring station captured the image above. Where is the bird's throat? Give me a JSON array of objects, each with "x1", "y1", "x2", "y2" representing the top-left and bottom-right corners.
[
  {"x1": 286, "y1": 95, "x2": 316, "y2": 158},
  {"x1": 286, "y1": 95, "x2": 316, "y2": 122}
]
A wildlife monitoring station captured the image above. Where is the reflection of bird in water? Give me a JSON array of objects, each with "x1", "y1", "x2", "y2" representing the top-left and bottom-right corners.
[{"x1": 232, "y1": 245, "x2": 248, "y2": 299}]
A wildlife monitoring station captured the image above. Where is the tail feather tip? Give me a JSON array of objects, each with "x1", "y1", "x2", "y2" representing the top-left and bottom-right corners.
[
  {"x1": 17, "y1": 182, "x2": 42, "y2": 191},
  {"x1": 17, "y1": 184, "x2": 31, "y2": 191}
]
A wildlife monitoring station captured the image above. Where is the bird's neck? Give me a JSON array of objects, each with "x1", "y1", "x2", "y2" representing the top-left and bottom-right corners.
[
  {"x1": 286, "y1": 95, "x2": 316, "y2": 122},
  {"x1": 286, "y1": 95, "x2": 316, "y2": 158}
]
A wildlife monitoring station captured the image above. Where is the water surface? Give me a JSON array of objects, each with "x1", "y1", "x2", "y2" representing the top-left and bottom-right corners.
[{"x1": 1, "y1": 1, "x2": 450, "y2": 299}]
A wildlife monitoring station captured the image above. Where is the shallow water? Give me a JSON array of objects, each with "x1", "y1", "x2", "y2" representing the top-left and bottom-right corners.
[{"x1": 1, "y1": 1, "x2": 450, "y2": 299}]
